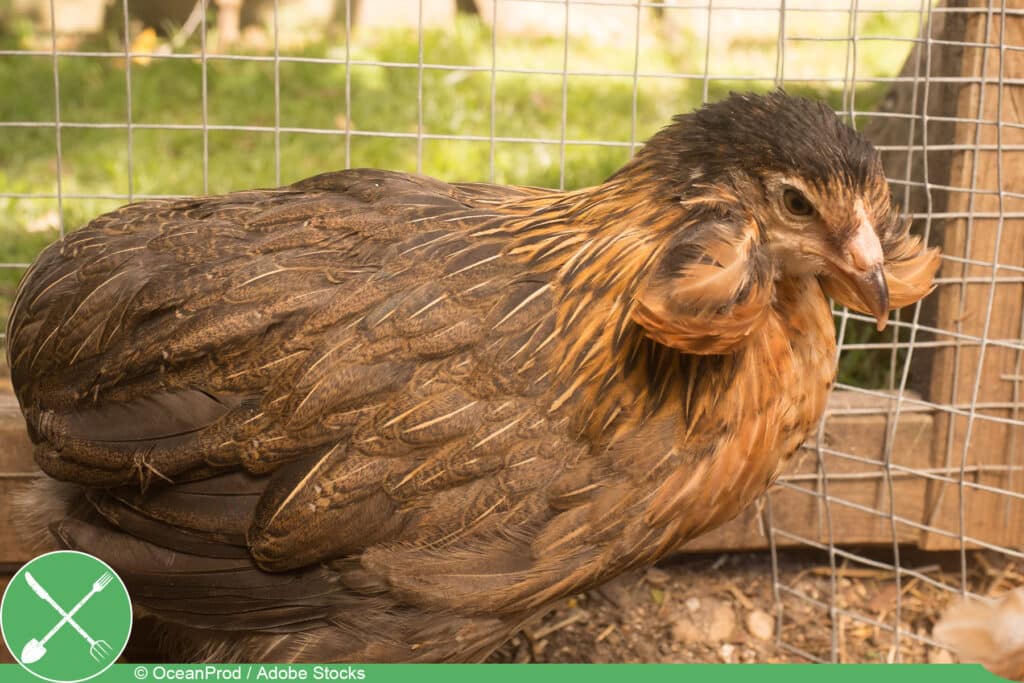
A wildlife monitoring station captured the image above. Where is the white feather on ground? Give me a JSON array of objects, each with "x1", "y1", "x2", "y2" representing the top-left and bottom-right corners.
[{"x1": 933, "y1": 587, "x2": 1024, "y2": 681}]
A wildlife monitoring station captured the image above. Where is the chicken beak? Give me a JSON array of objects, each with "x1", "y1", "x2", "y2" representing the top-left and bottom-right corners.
[
  {"x1": 860, "y1": 265, "x2": 890, "y2": 332},
  {"x1": 847, "y1": 219, "x2": 889, "y2": 330},
  {"x1": 832, "y1": 218, "x2": 890, "y2": 332}
]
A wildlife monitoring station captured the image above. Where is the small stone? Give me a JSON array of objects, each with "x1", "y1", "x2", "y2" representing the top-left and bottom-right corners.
[
  {"x1": 719, "y1": 643, "x2": 736, "y2": 663},
  {"x1": 645, "y1": 567, "x2": 671, "y2": 586},
  {"x1": 671, "y1": 617, "x2": 702, "y2": 643},
  {"x1": 746, "y1": 609, "x2": 775, "y2": 641},
  {"x1": 684, "y1": 597, "x2": 701, "y2": 613},
  {"x1": 707, "y1": 601, "x2": 736, "y2": 642}
]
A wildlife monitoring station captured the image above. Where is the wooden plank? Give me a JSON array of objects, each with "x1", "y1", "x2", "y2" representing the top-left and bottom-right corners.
[
  {"x1": 688, "y1": 391, "x2": 935, "y2": 552},
  {"x1": 0, "y1": 391, "x2": 42, "y2": 565},
  {"x1": 0, "y1": 576, "x2": 12, "y2": 664},
  {"x1": 921, "y1": 1, "x2": 1024, "y2": 551},
  {"x1": 865, "y1": 2, "x2": 970, "y2": 406},
  {"x1": 863, "y1": 1, "x2": 1024, "y2": 552},
  {"x1": 0, "y1": 392, "x2": 33, "y2": 470}
]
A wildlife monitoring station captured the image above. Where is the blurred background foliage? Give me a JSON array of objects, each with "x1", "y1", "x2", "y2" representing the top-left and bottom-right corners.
[{"x1": 0, "y1": 1, "x2": 924, "y2": 385}]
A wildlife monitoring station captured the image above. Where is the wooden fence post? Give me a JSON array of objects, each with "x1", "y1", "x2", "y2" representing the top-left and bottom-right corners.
[{"x1": 873, "y1": 1, "x2": 1024, "y2": 551}]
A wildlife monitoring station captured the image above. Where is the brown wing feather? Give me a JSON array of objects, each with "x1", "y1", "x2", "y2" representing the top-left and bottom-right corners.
[{"x1": 9, "y1": 169, "x2": 619, "y2": 660}]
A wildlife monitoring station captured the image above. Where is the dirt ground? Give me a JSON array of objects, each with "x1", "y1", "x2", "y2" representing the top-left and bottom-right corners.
[{"x1": 488, "y1": 548, "x2": 1021, "y2": 664}]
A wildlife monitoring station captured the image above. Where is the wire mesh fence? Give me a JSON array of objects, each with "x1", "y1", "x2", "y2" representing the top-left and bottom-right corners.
[{"x1": 0, "y1": 0, "x2": 1021, "y2": 665}]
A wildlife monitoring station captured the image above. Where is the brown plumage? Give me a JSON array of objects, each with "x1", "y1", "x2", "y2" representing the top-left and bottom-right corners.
[{"x1": 7, "y1": 91, "x2": 939, "y2": 662}]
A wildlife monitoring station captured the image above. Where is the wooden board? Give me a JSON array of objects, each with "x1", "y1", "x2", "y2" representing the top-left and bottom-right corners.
[
  {"x1": 921, "y1": 2, "x2": 1024, "y2": 551},
  {"x1": 0, "y1": 576, "x2": 11, "y2": 664},
  {"x1": 864, "y1": 1, "x2": 1024, "y2": 552},
  {"x1": 0, "y1": 390, "x2": 41, "y2": 566}
]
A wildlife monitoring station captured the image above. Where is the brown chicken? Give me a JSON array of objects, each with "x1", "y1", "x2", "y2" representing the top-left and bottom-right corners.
[{"x1": 7, "y1": 91, "x2": 939, "y2": 662}]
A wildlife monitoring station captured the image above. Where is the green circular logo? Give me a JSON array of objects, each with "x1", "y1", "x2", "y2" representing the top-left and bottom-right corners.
[{"x1": 1, "y1": 550, "x2": 132, "y2": 682}]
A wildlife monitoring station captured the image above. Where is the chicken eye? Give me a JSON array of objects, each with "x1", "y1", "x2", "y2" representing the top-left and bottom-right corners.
[{"x1": 783, "y1": 188, "x2": 814, "y2": 217}]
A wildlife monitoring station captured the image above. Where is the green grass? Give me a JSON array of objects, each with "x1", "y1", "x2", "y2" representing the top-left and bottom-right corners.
[{"x1": 0, "y1": 11, "x2": 921, "y2": 386}]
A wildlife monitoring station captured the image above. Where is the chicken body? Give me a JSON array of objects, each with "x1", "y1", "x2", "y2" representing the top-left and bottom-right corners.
[{"x1": 6, "y1": 92, "x2": 938, "y2": 662}]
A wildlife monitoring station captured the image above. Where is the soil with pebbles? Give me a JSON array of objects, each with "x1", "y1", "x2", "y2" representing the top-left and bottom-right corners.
[{"x1": 488, "y1": 549, "x2": 1020, "y2": 664}]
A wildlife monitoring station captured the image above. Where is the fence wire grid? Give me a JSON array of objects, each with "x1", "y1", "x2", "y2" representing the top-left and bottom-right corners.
[{"x1": 0, "y1": 0, "x2": 1022, "y2": 667}]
